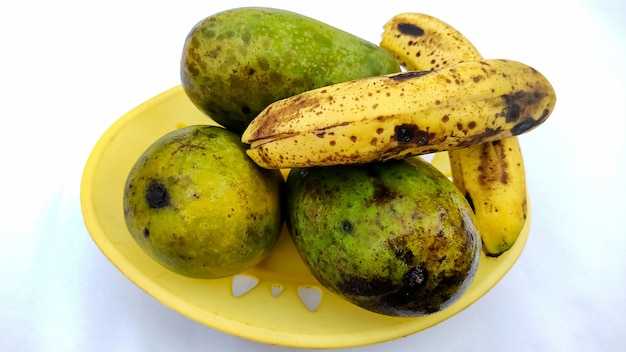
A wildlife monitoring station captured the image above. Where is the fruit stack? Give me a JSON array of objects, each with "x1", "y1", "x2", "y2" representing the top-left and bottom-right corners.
[{"x1": 122, "y1": 7, "x2": 556, "y2": 317}]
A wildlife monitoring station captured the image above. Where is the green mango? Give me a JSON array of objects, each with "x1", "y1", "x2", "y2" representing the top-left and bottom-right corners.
[
  {"x1": 285, "y1": 157, "x2": 481, "y2": 317},
  {"x1": 123, "y1": 125, "x2": 283, "y2": 279},
  {"x1": 180, "y1": 7, "x2": 401, "y2": 133}
]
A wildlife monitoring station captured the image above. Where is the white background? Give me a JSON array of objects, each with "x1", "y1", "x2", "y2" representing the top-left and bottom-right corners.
[{"x1": 1, "y1": 0, "x2": 625, "y2": 351}]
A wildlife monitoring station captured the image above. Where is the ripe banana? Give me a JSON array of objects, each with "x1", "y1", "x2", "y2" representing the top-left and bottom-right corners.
[
  {"x1": 380, "y1": 13, "x2": 534, "y2": 256},
  {"x1": 380, "y1": 12, "x2": 482, "y2": 70},
  {"x1": 448, "y1": 138, "x2": 528, "y2": 256},
  {"x1": 241, "y1": 58, "x2": 555, "y2": 170}
]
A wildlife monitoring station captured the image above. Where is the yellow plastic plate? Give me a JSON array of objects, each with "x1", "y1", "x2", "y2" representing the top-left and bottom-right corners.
[{"x1": 80, "y1": 86, "x2": 529, "y2": 349}]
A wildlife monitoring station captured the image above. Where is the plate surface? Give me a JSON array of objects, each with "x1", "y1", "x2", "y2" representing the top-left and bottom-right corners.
[{"x1": 80, "y1": 86, "x2": 529, "y2": 349}]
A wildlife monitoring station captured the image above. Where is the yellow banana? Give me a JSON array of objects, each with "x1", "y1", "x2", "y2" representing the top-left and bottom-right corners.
[
  {"x1": 380, "y1": 13, "x2": 534, "y2": 256},
  {"x1": 241, "y1": 58, "x2": 555, "y2": 170},
  {"x1": 380, "y1": 12, "x2": 483, "y2": 69},
  {"x1": 448, "y1": 138, "x2": 528, "y2": 255}
]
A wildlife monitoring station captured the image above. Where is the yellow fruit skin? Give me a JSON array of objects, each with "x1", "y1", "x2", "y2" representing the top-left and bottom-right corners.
[
  {"x1": 449, "y1": 139, "x2": 527, "y2": 256},
  {"x1": 123, "y1": 125, "x2": 284, "y2": 278},
  {"x1": 380, "y1": 12, "x2": 538, "y2": 256},
  {"x1": 380, "y1": 13, "x2": 482, "y2": 69},
  {"x1": 242, "y1": 59, "x2": 555, "y2": 170}
]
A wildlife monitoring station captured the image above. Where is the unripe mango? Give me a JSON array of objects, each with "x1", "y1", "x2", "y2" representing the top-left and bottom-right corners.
[
  {"x1": 285, "y1": 157, "x2": 481, "y2": 316},
  {"x1": 180, "y1": 7, "x2": 401, "y2": 133},
  {"x1": 123, "y1": 125, "x2": 283, "y2": 279}
]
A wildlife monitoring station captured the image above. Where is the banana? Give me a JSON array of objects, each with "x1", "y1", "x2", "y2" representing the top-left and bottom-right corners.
[
  {"x1": 380, "y1": 13, "x2": 483, "y2": 69},
  {"x1": 241, "y1": 58, "x2": 555, "y2": 170},
  {"x1": 380, "y1": 13, "x2": 535, "y2": 256},
  {"x1": 449, "y1": 138, "x2": 528, "y2": 256}
]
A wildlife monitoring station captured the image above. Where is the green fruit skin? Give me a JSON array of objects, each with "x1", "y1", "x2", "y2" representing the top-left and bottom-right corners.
[
  {"x1": 180, "y1": 7, "x2": 401, "y2": 133},
  {"x1": 123, "y1": 125, "x2": 284, "y2": 279},
  {"x1": 285, "y1": 158, "x2": 481, "y2": 317}
]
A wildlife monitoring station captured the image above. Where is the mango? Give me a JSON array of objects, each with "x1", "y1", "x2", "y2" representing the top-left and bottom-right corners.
[
  {"x1": 180, "y1": 7, "x2": 401, "y2": 133},
  {"x1": 285, "y1": 157, "x2": 481, "y2": 316},
  {"x1": 123, "y1": 125, "x2": 283, "y2": 279}
]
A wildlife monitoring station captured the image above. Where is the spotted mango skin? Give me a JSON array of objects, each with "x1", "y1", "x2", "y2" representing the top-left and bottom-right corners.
[
  {"x1": 285, "y1": 157, "x2": 481, "y2": 317},
  {"x1": 181, "y1": 7, "x2": 401, "y2": 133},
  {"x1": 123, "y1": 125, "x2": 284, "y2": 279}
]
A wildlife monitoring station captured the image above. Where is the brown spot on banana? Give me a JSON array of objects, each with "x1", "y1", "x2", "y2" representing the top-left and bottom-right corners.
[
  {"x1": 477, "y1": 140, "x2": 509, "y2": 186},
  {"x1": 393, "y1": 124, "x2": 435, "y2": 146},
  {"x1": 389, "y1": 70, "x2": 432, "y2": 81},
  {"x1": 396, "y1": 23, "x2": 425, "y2": 37},
  {"x1": 245, "y1": 94, "x2": 321, "y2": 144},
  {"x1": 500, "y1": 91, "x2": 545, "y2": 123}
]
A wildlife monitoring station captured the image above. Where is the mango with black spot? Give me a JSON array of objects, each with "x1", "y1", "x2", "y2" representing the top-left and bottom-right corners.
[
  {"x1": 285, "y1": 157, "x2": 481, "y2": 316},
  {"x1": 123, "y1": 125, "x2": 283, "y2": 279},
  {"x1": 180, "y1": 7, "x2": 401, "y2": 133}
]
